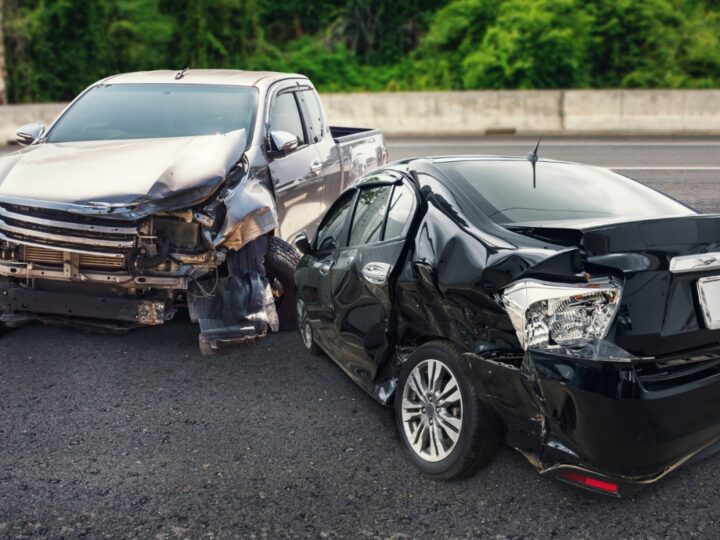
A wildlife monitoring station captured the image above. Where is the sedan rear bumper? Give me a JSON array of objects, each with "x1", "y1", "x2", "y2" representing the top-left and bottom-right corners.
[{"x1": 465, "y1": 348, "x2": 720, "y2": 495}]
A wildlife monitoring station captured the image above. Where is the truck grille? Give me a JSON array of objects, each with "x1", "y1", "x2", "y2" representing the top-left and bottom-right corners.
[
  {"x1": 0, "y1": 203, "x2": 138, "y2": 252},
  {"x1": 0, "y1": 204, "x2": 138, "y2": 269}
]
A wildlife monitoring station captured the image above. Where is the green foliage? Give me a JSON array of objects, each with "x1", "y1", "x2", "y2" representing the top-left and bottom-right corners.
[
  {"x1": 3, "y1": 0, "x2": 720, "y2": 102},
  {"x1": 403, "y1": 0, "x2": 502, "y2": 89},
  {"x1": 461, "y1": 0, "x2": 592, "y2": 89},
  {"x1": 159, "y1": 0, "x2": 264, "y2": 68}
]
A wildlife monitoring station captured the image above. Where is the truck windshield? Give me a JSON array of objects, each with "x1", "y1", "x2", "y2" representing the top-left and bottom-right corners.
[
  {"x1": 46, "y1": 84, "x2": 258, "y2": 143},
  {"x1": 435, "y1": 159, "x2": 695, "y2": 225}
]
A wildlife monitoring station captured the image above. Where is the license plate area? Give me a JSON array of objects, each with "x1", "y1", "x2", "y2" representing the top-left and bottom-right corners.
[{"x1": 697, "y1": 276, "x2": 720, "y2": 329}]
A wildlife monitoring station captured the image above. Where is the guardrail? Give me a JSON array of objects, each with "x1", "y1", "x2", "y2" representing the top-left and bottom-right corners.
[{"x1": 1, "y1": 90, "x2": 719, "y2": 142}]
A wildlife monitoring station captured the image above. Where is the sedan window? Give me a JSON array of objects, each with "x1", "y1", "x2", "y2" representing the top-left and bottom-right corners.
[
  {"x1": 384, "y1": 184, "x2": 416, "y2": 240},
  {"x1": 315, "y1": 191, "x2": 355, "y2": 251},
  {"x1": 349, "y1": 186, "x2": 391, "y2": 246},
  {"x1": 436, "y1": 160, "x2": 694, "y2": 226}
]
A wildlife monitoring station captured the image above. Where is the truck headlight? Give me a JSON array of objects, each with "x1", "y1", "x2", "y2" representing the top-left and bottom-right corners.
[{"x1": 502, "y1": 278, "x2": 622, "y2": 351}]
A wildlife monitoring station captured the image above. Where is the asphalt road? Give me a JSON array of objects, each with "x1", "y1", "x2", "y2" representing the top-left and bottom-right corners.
[{"x1": 2, "y1": 137, "x2": 720, "y2": 539}]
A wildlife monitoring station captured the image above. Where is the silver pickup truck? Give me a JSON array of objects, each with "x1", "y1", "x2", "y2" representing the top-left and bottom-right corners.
[{"x1": 0, "y1": 69, "x2": 387, "y2": 352}]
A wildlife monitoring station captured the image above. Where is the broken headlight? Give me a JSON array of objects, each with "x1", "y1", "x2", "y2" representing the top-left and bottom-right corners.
[{"x1": 502, "y1": 278, "x2": 622, "y2": 351}]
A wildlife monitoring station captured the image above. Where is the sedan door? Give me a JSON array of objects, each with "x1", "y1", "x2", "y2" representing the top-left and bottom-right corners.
[
  {"x1": 296, "y1": 189, "x2": 357, "y2": 350},
  {"x1": 325, "y1": 176, "x2": 419, "y2": 384}
]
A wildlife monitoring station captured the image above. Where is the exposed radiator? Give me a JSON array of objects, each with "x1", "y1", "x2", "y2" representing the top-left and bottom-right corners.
[{"x1": 21, "y1": 245, "x2": 125, "y2": 270}]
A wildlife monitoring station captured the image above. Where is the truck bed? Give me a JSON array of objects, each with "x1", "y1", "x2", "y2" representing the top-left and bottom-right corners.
[
  {"x1": 331, "y1": 126, "x2": 384, "y2": 144},
  {"x1": 330, "y1": 126, "x2": 387, "y2": 192}
]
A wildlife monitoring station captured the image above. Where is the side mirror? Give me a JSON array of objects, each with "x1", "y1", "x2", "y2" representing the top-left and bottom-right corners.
[
  {"x1": 15, "y1": 122, "x2": 45, "y2": 146},
  {"x1": 294, "y1": 232, "x2": 312, "y2": 254},
  {"x1": 270, "y1": 130, "x2": 299, "y2": 157}
]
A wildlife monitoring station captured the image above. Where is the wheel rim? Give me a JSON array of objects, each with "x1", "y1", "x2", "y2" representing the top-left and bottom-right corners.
[
  {"x1": 296, "y1": 299, "x2": 313, "y2": 350},
  {"x1": 401, "y1": 359, "x2": 463, "y2": 462}
]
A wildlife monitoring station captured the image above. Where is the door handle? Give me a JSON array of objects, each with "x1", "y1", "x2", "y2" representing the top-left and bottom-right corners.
[
  {"x1": 318, "y1": 261, "x2": 332, "y2": 276},
  {"x1": 310, "y1": 159, "x2": 323, "y2": 176},
  {"x1": 361, "y1": 262, "x2": 391, "y2": 285}
]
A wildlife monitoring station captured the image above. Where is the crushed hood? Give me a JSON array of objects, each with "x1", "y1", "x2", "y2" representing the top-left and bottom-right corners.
[{"x1": 0, "y1": 129, "x2": 247, "y2": 218}]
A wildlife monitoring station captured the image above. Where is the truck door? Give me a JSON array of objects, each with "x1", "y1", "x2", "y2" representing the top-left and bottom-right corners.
[
  {"x1": 326, "y1": 175, "x2": 419, "y2": 385},
  {"x1": 295, "y1": 88, "x2": 344, "y2": 210},
  {"x1": 267, "y1": 89, "x2": 325, "y2": 244}
]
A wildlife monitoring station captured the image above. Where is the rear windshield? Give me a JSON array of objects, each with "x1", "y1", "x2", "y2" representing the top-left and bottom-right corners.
[
  {"x1": 435, "y1": 160, "x2": 695, "y2": 225},
  {"x1": 47, "y1": 84, "x2": 258, "y2": 142}
]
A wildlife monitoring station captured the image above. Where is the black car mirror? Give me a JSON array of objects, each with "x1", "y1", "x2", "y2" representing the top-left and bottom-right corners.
[
  {"x1": 16, "y1": 122, "x2": 45, "y2": 146},
  {"x1": 270, "y1": 130, "x2": 299, "y2": 157},
  {"x1": 294, "y1": 232, "x2": 312, "y2": 254}
]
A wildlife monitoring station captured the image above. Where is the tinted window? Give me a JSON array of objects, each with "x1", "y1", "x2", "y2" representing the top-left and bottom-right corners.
[
  {"x1": 315, "y1": 192, "x2": 354, "y2": 251},
  {"x1": 299, "y1": 90, "x2": 324, "y2": 142},
  {"x1": 47, "y1": 84, "x2": 258, "y2": 143},
  {"x1": 270, "y1": 92, "x2": 306, "y2": 146},
  {"x1": 349, "y1": 186, "x2": 391, "y2": 246},
  {"x1": 435, "y1": 160, "x2": 694, "y2": 225},
  {"x1": 384, "y1": 184, "x2": 415, "y2": 240}
]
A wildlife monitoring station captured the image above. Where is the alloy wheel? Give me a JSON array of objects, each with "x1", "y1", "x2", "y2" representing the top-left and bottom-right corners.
[{"x1": 401, "y1": 359, "x2": 463, "y2": 462}]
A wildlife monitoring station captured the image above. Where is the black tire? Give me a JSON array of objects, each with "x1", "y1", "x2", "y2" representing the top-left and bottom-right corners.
[
  {"x1": 296, "y1": 298, "x2": 323, "y2": 356},
  {"x1": 394, "y1": 340, "x2": 498, "y2": 480},
  {"x1": 265, "y1": 235, "x2": 301, "y2": 331}
]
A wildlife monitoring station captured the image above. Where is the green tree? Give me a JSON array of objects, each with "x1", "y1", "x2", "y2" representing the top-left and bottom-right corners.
[
  {"x1": 403, "y1": 0, "x2": 502, "y2": 89},
  {"x1": 31, "y1": 0, "x2": 112, "y2": 101},
  {"x1": 160, "y1": 0, "x2": 263, "y2": 69},
  {"x1": 585, "y1": 0, "x2": 684, "y2": 88},
  {"x1": 330, "y1": 0, "x2": 446, "y2": 65},
  {"x1": 107, "y1": 0, "x2": 174, "y2": 73},
  {"x1": 462, "y1": 0, "x2": 592, "y2": 89}
]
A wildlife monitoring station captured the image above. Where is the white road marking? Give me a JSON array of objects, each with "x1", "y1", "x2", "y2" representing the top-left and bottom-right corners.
[
  {"x1": 389, "y1": 141, "x2": 720, "y2": 148},
  {"x1": 609, "y1": 166, "x2": 720, "y2": 171}
]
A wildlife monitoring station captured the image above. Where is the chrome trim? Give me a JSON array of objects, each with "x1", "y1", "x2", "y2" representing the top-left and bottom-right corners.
[
  {"x1": 0, "y1": 206, "x2": 138, "y2": 235},
  {"x1": 361, "y1": 262, "x2": 391, "y2": 285},
  {"x1": 0, "y1": 232, "x2": 126, "y2": 258},
  {"x1": 0, "y1": 219, "x2": 134, "y2": 249},
  {"x1": 697, "y1": 276, "x2": 720, "y2": 330},
  {"x1": 670, "y1": 253, "x2": 720, "y2": 274},
  {"x1": 0, "y1": 261, "x2": 187, "y2": 289}
]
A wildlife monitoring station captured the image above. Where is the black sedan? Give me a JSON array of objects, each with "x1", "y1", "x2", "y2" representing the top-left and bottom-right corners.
[{"x1": 293, "y1": 154, "x2": 720, "y2": 496}]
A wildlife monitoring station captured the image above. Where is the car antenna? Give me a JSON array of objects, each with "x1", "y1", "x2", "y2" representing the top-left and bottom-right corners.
[
  {"x1": 175, "y1": 67, "x2": 190, "y2": 80},
  {"x1": 527, "y1": 137, "x2": 541, "y2": 189}
]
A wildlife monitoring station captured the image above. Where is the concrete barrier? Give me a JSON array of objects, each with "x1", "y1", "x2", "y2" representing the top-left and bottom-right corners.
[
  {"x1": 562, "y1": 90, "x2": 720, "y2": 134},
  {"x1": 322, "y1": 90, "x2": 564, "y2": 136},
  {"x1": 323, "y1": 90, "x2": 720, "y2": 136},
  {"x1": 1, "y1": 90, "x2": 719, "y2": 142}
]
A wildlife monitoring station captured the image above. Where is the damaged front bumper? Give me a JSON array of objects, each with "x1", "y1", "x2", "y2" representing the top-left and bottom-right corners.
[
  {"x1": 0, "y1": 177, "x2": 281, "y2": 353},
  {"x1": 464, "y1": 345, "x2": 720, "y2": 496}
]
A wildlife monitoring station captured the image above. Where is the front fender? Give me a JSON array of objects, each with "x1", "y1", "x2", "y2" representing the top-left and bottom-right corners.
[{"x1": 213, "y1": 178, "x2": 278, "y2": 251}]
